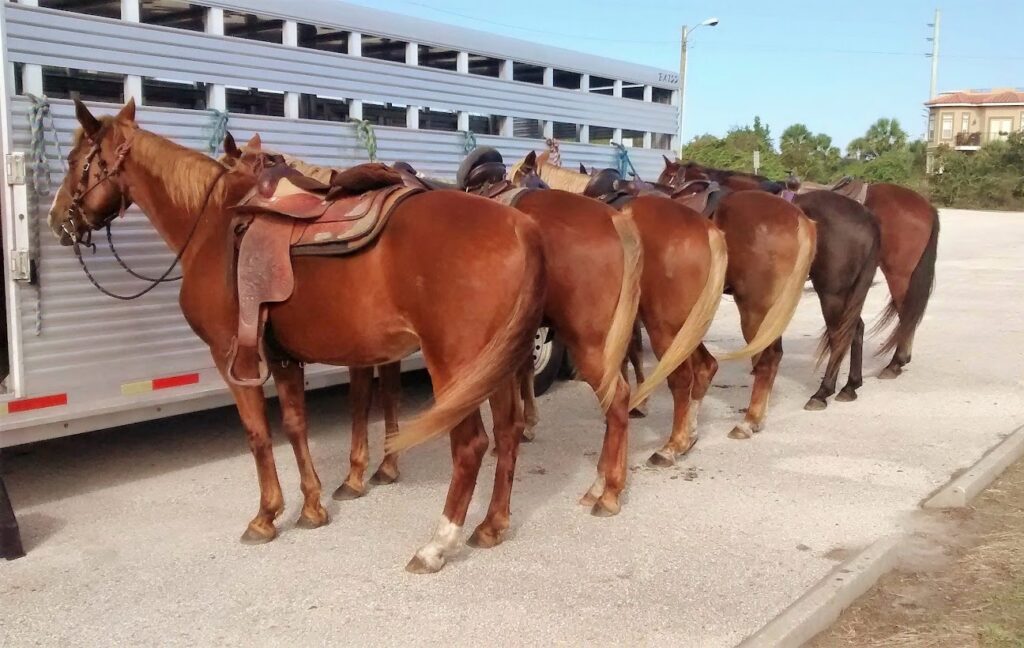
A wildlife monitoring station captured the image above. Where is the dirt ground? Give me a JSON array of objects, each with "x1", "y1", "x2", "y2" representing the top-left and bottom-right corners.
[{"x1": 813, "y1": 456, "x2": 1024, "y2": 648}]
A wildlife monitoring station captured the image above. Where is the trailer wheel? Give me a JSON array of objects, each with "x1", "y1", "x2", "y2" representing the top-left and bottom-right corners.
[{"x1": 532, "y1": 326, "x2": 564, "y2": 396}]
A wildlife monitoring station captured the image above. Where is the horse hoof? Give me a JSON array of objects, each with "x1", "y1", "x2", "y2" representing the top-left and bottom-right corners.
[
  {"x1": 728, "y1": 425, "x2": 753, "y2": 440},
  {"x1": 240, "y1": 524, "x2": 276, "y2": 545},
  {"x1": 803, "y1": 397, "x2": 828, "y2": 411},
  {"x1": 647, "y1": 451, "x2": 675, "y2": 468},
  {"x1": 296, "y1": 507, "x2": 330, "y2": 530},
  {"x1": 578, "y1": 492, "x2": 598, "y2": 507},
  {"x1": 835, "y1": 389, "x2": 858, "y2": 402},
  {"x1": 590, "y1": 497, "x2": 620, "y2": 518},
  {"x1": 878, "y1": 366, "x2": 902, "y2": 380},
  {"x1": 521, "y1": 427, "x2": 537, "y2": 442},
  {"x1": 629, "y1": 406, "x2": 648, "y2": 419},
  {"x1": 405, "y1": 554, "x2": 444, "y2": 575},
  {"x1": 369, "y1": 469, "x2": 399, "y2": 486},
  {"x1": 467, "y1": 526, "x2": 505, "y2": 549},
  {"x1": 332, "y1": 483, "x2": 365, "y2": 501}
]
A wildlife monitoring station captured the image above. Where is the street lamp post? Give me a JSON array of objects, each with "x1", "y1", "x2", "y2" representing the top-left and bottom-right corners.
[{"x1": 678, "y1": 17, "x2": 719, "y2": 153}]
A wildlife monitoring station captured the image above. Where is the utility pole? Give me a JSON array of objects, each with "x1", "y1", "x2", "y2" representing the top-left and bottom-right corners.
[
  {"x1": 928, "y1": 9, "x2": 941, "y2": 98},
  {"x1": 678, "y1": 24, "x2": 688, "y2": 153}
]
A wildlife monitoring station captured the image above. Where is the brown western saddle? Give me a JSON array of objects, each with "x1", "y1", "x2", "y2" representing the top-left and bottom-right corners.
[
  {"x1": 225, "y1": 160, "x2": 422, "y2": 386},
  {"x1": 395, "y1": 147, "x2": 533, "y2": 207},
  {"x1": 583, "y1": 168, "x2": 722, "y2": 217},
  {"x1": 795, "y1": 176, "x2": 869, "y2": 204}
]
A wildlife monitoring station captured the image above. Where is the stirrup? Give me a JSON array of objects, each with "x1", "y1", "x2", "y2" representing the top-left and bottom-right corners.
[{"x1": 225, "y1": 336, "x2": 270, "y2": 387}]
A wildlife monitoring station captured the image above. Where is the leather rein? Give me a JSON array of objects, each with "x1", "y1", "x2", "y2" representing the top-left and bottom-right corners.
[{"x1": 63, "y1": 131, "x2": 225, "y2": 300}]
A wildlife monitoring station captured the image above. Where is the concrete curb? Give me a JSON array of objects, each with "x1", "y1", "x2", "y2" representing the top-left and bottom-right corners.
[
  {"x1": 923, "y1": 425, "x2": 1024, "y2": 509},
  {"x1": 736, "y1": 535, "x2": 902, "y2": 648},
  {"x1": 737, "y1": 425, "x2": 1024, "y2": 647}
]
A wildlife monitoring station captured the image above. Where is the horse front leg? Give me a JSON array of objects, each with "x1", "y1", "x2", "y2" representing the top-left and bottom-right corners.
[
  {"x1": 270, "y1": 360, "x2": 329, "y2": 529},
  {"x1": 371, "y1": 361, "x2": 402, "y2": 485}
]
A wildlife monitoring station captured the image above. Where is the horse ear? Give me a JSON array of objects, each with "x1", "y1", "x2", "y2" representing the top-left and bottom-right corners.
[
  {"x1": 524, "y1": 150, "x2": 537, "y2": 167},
  {"x1": 74, "y1": 98, "x2": 102, "y2": 137},
  {"x1": 247, "y1": 133, "x2": 262, "y2": 150},
  {"x1": 579, "y1": 163, "x2": 587, "y2": 174},
  {"x1": 116, "y1": 97, "x2": 136, "y2": 123},
  {"x1": 223, "y1": 131, "x2": 240, "y2": 158},
  {"x1": 662, "y1": 154, "x2": 675, "y2": 168}
]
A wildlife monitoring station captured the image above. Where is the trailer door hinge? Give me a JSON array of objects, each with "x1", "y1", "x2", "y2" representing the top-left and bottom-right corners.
[{"x1": 5, "y1": 152, "x2": 27, "y2": 185}]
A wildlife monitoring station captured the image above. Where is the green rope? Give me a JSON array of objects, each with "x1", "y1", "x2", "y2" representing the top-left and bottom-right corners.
[
  {"x1": 612, "y1": 142, "x2": 639, "y2": 179},
  {"x1": 350, "y1": 119, "x2": 378, "y2": 162},
  {"x1": 459, "y1": 129, "x2": 477, "y2": 155},
  {"x1": 205, "y1": 109, "x2": 229, "y2": 155},
  {"x1": 25, "y1": 93, "x2": 64, "y2": 196}
]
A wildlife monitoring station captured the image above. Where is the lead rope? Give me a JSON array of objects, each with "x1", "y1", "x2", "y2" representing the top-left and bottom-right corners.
[
  {"x1": 351, "y1": 119, "x2": 378, "y2": 161},
  {"x1": 545, "y1": 137, "x2": 562, "y2": 167},
  {"x1": 459, "y1": 129, "x2": 477, "y2": 155},
  {"x1": 25, "y1": 94, "x2": 64, "y2": 335},
  {"x1": 205, "y1": 109, "x2": 229, "y2": 155},
  {"x1": 612, "y1": 142, "x2": 639, "y2": 180},
  {"x1": 75, "y1": 170, "x2": 226, "y2": 300}
]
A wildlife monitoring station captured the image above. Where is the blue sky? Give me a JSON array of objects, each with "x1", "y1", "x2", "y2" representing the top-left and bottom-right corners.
[{"x1": 346, "y1": 0, "x2": 1024, "y2": 150}]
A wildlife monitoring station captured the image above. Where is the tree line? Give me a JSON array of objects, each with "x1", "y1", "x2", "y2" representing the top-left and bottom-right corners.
[{"x1": 680, "y1": 117, "x2": 1024, "y2": 210}]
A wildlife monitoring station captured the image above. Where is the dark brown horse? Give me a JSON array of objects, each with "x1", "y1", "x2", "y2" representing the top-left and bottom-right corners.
[
  {"x1": 49, "y1": 100, "x2": 546, "y2": 574},
  {"x1": 661, "y1": 159, "x2": 939, "y2": 379},
  {"x1": 793, "y1": 191, "x2": 880, "y2": 408},
  {"x1": 521, "y1": 158, "x2": 815, "y2": 458}
]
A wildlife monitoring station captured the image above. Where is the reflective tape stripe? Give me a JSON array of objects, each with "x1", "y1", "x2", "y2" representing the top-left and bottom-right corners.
[
  {"x1": 0, "y1": 393, "x2": 68, "y2": 416},
  {"x1": 121, "y1": 372, "x2": 200, "y2": 396}
]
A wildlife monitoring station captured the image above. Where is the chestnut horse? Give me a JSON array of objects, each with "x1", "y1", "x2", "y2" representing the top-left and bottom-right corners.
[
  {"x1": 516, "y1": 157, "x2": 816, "y2": 460},
  {"x1": 661, "y1": 159, "x2": 939, "y2": 379},
  {"x1": 49, "y1": 100, "x2": 545, "y2": 574}
]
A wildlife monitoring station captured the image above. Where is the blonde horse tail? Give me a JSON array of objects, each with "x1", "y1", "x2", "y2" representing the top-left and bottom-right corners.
[
  {"x1": 717, "y1": 214, "x2": 816, "y2": 361},
  {"x1": 596, "y1": 209, "x2": 644, "y2": 411},
  {"x1": 386, "y1": 218, "x2": 546, "y2": 453},
  {"x1": 628, "y1": 223, "x2": 728, "y2": 411}
]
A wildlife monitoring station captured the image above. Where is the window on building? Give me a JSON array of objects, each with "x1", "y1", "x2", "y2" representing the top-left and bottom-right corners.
[
  {"x1": 142, "y1": 78, "x2": 208, "y2": 109},
  {"x1": 589, "y1": 125, "x2": 615, "y2": 144},
  {"x1": 553, "y1": 70, "x2": 582, "y2": 90},
  {"x1": 1020, "y1": 112, "x2": 1024, "y2": 131},
  {"x1": 960, "y1": 112, "x2": 970, "y2": 133},
  {"x1": 13, "y1": 63, "x2": 24, "y2": 96},
  {"x1": 467, "y1": 54, "x2": 502, "y2": 78},
  {"x1": 361, "y1": 35, "x2": 408, "y2": 63},
  {"x1": 140, "y1": 0, "x2": 205, "y2": 32},
  {"x1": 589, "y1": 76, "x2": 615, "y2": 96},
  {"x1": 297, "y1": 24, "x2": 349, "y2": 54},
  {"x1": 652, "y1": 87, "x2": 674, "y2": 104},
  {"x1": 362, "y1": 102, "x2": 407, "y2": 127},
  {"x1": 39, "y1": 66, "x2": 125, "y2": 104},
  {"x1": 652, "y1": 133, "x2": 673, "y2": 149},
  {"x1": 468, "y1": 114, "x2": 499, "y2": 135},
  {"x1": 622, "y1": 82, "x2": 645, "y2": 100},
  {"x1": 299, "y1": 94, "x2": 350, "y2": 122},
  {"x1": 418, "y1": 45, "x2": 459, "y2": 71},
  {"x1": 988, "y1": 117, "x2": 1013, "y2": 142},
  {"x1": 940, "y1": 113, "x2": 954, "y2": 140},
  {"x1": 226, "y1": 87, "x2": 284, "y2": 116},
  {"x1": 223, "y1": 10, "x2": 284, "y2": 44},
  {"x1": 420, "y1": 108, "x2": 458, "y2": 131},
  {"x1": 38, "y1": 0, "x2": 119, "y2": 18},
  {"x1": 621, "y1": 129, "x2": 645, "y2": 146},
  {"x1": 928, "y1": 113, "x2": 936, "y2": 142},
  {"x1": 513, "y1": 63, "x2": 545, "y2": 85}
]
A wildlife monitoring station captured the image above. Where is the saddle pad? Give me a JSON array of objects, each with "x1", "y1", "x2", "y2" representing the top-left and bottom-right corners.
[
  {"x1": 486, "y1": 185, "x2": 531, "y2": 208},
  {"x1": 291, "y1": 185, "x2": 423, "y2": 256},
  {"x1": 833, "y1": 180, "x2": 868, "y2": 204}
]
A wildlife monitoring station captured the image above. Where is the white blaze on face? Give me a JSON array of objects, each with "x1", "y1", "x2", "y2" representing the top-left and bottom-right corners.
[{"x1": 413, "y1": 516, "x2": 462, "y2": 572}]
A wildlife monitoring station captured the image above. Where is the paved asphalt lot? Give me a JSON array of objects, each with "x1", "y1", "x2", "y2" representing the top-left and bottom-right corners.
[{"x1": 2, "y1": 209, "x2": 1021, "y2": 647}]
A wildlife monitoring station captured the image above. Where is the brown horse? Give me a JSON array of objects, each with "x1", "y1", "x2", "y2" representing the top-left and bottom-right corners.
[
  {"x1": 661, "y1": 159, "x2": 939, "y2": 379},
  {"x1": 518, "y1": 157, "x2": 815, "y2": 459},
  {"x1": 49, "y1": 99, "x2": 546, "y2": 574},
  {"x1": 221, "y1": 136, "x2": 649, "y2": 519}
]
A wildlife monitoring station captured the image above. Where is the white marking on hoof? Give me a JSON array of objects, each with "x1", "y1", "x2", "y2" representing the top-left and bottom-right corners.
[
  {"x1": 687, "y1": 399, "x2": 703, "y2": 434},
  {"x1": 584, "y1": 475, "x2": 606, "y2": 500},
  {"x1": 412, "y1": 516, "x2": 462, "y2": 572}
]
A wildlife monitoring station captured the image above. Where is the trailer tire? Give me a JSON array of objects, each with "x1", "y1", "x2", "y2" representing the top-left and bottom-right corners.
[{"x1": 532, "y1": 326, "x2": 565, "y2": 396}]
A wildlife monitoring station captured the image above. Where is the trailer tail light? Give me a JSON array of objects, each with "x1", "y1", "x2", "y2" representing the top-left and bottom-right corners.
[
  {"x1": 122, "y1": 373, "x2": 200, "y2": 396},
  {"x1": 0, "y1": 393, "x2": 69, "y2": 416}
]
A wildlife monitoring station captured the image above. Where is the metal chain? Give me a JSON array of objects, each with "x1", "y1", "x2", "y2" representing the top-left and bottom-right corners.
[
  {"x1": 350, "y1": 119, "x2": 378, "y2": 161},
  {"x1": 205, "y1": 109, "x2": 229, "y2": 155}
]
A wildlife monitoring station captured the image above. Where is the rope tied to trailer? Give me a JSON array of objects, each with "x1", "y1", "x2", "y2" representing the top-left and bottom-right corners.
[
  {"x1": 545, "y1": 138, "x2": 562, "y2": 167},
  {"x1": 204, "y1": 109, "x2": 229, "y2": 155},
  {"x1": 459, "y1": 130, "x2": 477, "y2": 155},
  {"x1": 25, "y1": 93, "x2": 65, "y2": 196},
  {"x1": 612, "y1": 142, "x2": 639, "y2": 179},
  {"x1": 350, "y1": 119, "x2": 378, "y2": 162}
]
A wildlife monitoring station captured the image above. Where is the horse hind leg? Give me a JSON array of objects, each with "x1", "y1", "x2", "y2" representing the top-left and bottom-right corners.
[
  {"x1": 371, "y1": 361, "x2": 402, "y2": 485},
  {"x1": 271, "y1": 360, "x2": 328, "y2": 529},
  {"x1": 519, "y1": 363, "x2": 540, "y2": 441},
  {"x1": 334, "y1": 366, "x2": 372, "y2": 500},
  {"x1": 627, "y1": 321, "x2": 648, "y2": 417},
  {"x1": 647, "y1": 359, "x2": 697, "y2": 468},
  {"x1": 805, "y1": 292, "x2": 846, "y2": 411},
  {"x1": 837, "y1": 318, "x2": 865, "y2": 401},
  {"x1": 687, "y1": 343, "x2": 718, "y2": 435},
  {"x1": 468, "y1": 379, "x2": 523, "y2": 548},
  {"x1": 406, "y1": 410, "x2": 489, "y2": 574}
]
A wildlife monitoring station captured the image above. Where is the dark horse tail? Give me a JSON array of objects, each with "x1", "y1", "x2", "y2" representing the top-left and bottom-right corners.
[
  {"x1": 817, "y1": 225, "x2": 880, "y2": 367},
  {"x1": 874, "y1": 207, "x2": 940, "y2": 356}
]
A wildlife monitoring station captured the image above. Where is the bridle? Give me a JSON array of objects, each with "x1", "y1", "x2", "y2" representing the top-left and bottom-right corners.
[{"x1": 63, "y1": 129, "x2": 225, "y2": 300}]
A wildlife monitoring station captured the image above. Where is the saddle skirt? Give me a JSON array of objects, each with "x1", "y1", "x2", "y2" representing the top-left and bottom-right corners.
[
  {"x1": 225, "y1": 164, "x2": 422, "y2": 387},
  {"x1": 796, "y1": 177, "x2": 869, "y2": 204}
]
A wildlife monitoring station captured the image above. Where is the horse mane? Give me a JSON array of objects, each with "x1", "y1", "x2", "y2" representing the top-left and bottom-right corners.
[
  {"x1": 132, "y1": 128, "x2": 227, "y2": 212},
  {"x1": 509, "y1": 154, "x2": 592, "y2": 193},
  {"x1": 279, "y1": 154, "x2": 334, "y2": 184}
]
